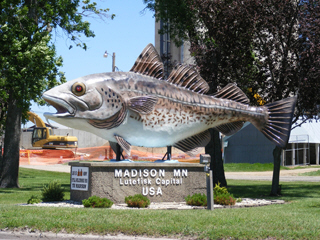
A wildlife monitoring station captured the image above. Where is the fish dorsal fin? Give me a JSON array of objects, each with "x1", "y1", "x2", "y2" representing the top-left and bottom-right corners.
[
  {"x1": 130, "y1": 43, "x2": 164, "y2": 79},
  {"x1": 212, "y1": 84, "x2": 249, "y2": 135},
  {"x1": 215, "y1": 121, "x2": 244, "y2": 136},
  {"x1": 214, "y1": 83, "x2": 249, "y2": 104},
  {"x1": 128, "y1": 96, "x2": 158, "y2": 115},
  {"x1": 173, "y1": 130, "x2": 211, "y2": 157},
  {"x1": 167, "y1": 64, "x2": 210, "y2": 94},
  {"x1": 114, "y1": 135, "x2": 131, "y2": 156}
]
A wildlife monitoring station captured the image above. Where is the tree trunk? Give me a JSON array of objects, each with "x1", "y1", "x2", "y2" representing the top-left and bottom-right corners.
[
  {"x1": 270, "y1": 145, "x2": 282, "y2": 196},
  {"x1": 205, "y1": 128, "x2": 227, "y2": 187},
  {"x1": 0, "y1": 92, "x2": 22, "y2": 188},
  {"x1": 0, "y1": 143, "x2": 2, "y2": 179}
]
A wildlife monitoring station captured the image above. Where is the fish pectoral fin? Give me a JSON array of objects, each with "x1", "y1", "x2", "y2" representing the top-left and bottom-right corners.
[
  {"x1": 87, "y1": 106, "x2": 127, "y2": 130},
  {"x1": 215, "y1": 121, "x2": 244, "y2": 136},
  {"x1": 173, "y1": 130, "x2": 211, "y2": 157},
  {"x1": 130, "y1": 43, "x2": 164, "y2": 79},
  {"x1": 184, "y1": 147, "x2": 203, "y2": 157},
  {"x1": 128, "y1": 96, "x2": 158, "y2": 115},
  {"x1": 114, "y1": 135, "x2": 131, "y2": 156},
  {"x1": 167, "y1": 64, "x2": 210, "y2": 94},
  {"x1": 213, "y1": 83, "x2": 249, "y2": 104}
]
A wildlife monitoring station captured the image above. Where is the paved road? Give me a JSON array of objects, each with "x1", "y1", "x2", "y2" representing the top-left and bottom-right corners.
[{"x1": 21, "y1": 164, "x2": 320, "y2": 182}]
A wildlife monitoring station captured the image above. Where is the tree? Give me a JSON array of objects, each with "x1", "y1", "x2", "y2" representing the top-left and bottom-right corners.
[
  {"x1": 144, "y1": 0, "x2": 260, "y2": 186},
  {"x1": 0, "y1": 0, "x2": 114, "y2": 188},
  {"x1": 145, "y1": 0, "x2": 320, "y2": 193}
]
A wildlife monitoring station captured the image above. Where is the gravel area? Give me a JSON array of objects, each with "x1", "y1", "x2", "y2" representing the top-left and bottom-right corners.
[{"x1": 20, "y1": 198, "x2": 285, "y2": 209}]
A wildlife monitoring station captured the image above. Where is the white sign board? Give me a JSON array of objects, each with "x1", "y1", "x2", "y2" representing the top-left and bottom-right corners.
[{"x1": 71, "y1": 166, "x2": 89, "y2": 191}]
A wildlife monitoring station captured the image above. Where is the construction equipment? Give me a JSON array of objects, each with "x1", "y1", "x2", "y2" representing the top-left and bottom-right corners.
[{"x1": 28, "y1": 111, "x2": 78, "y2": 149}]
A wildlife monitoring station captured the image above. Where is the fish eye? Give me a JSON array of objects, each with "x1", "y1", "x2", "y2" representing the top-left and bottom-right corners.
[{"x1": 71, "y1": 82, "x2": 86, "y2": 96}]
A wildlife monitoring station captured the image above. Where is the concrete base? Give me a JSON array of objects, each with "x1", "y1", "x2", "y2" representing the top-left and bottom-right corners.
[{"x1": 69, "y1": 161, "x2": 206, "y2": 203}]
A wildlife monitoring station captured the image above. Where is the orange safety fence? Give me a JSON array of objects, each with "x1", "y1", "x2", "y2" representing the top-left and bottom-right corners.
[{"x1": 19, "y1": 146, "x2": 202, "y2": 165}]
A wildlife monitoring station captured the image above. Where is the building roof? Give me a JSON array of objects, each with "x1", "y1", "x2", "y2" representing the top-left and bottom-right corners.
[
  {"x1": 223, "y1": 119, "x2": 320, "y2": 144},
  {"x1": 289, "y1": 119, "x2": 320, "y2": 144}
]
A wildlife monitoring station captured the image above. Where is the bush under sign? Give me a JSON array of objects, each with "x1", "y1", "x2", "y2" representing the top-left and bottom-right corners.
[{"x1": 71, "y1": 166, "x2": 89, "y2": 191}]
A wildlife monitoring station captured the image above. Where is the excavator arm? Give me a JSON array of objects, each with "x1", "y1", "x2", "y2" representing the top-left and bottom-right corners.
[
  {"x1": 27, "y1": 111, "x2": 78, "y2": 149},
  {"x1": 27, "y1": 111, "x2": 46, "y2": 128}
]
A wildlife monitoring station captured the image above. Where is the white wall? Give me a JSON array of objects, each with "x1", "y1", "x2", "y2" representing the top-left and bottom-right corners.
[{"x1": 20, "y1": 129, "x2": 108, "y2": 149}]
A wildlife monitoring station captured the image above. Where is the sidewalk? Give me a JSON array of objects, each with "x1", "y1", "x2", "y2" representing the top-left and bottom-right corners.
[
  {"x1": 20, "y1": 164, "x2": 320, "y2": 182},
  {"x1": 21, "y1": 164, "x2": 70, "y2": 173}
]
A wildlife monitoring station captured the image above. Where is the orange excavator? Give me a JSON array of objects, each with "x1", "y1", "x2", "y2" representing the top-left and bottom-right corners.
[{"x1": 28, "y1": 111, "x2": 78, "y2": 149}]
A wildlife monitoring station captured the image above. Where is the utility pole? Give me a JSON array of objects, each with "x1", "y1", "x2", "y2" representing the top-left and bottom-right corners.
[
  {"x1": 103, "y1": 51, "x2": 116, "y2": 72},
  {"x1": 112, "y1": 52, "x2": 116, "y2": 72}
]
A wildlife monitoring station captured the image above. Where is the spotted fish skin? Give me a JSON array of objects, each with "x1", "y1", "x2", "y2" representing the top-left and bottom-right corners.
[
  {"x1": 43, "y1": 44, "x2": 296, "y2": 156},
  {"x1": 94, "y1": 73, "x2": 265, "y2": 131}
]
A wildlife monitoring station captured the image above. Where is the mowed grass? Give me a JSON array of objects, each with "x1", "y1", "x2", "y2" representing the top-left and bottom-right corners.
[
  {"x1": 0, "y1": 168, "x2": 70, "y2": 204},
  {"x1": 0, "y1": 167, "x2": 320, "y2": 239},
  {"x1": 224, "y1": 163, "x2": 288, "y2": 171},
  {"x1": 300, "y1": 170, "x2": 320, "y2": 176},
  {"x1": 224, "y1": 162, "x2": 320, "y2": 172}
]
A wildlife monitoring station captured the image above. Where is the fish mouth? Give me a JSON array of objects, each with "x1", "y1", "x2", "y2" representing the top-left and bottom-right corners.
[{"x1": 42, "y1": 94, "x2": 75, "y2": 117}]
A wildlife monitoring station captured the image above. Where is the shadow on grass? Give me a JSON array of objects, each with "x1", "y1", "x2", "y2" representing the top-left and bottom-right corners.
[{"x1": 228, "y1": 181, "x2": 320, "y2": 200}]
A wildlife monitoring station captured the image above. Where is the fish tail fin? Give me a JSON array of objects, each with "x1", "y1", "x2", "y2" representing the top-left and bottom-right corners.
[{"x1": 260, "y1": 97, "x2": 297, "y2": 148}]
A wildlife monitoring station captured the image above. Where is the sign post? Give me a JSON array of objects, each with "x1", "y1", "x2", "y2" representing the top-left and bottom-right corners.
[{"x1": 200, "y1": 154, "x2": 214, "y2": 210}]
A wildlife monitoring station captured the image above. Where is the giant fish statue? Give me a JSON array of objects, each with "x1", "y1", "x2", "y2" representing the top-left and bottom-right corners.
[{"x1": 43, "y1": 44, "x2": 296, "y2": 157}]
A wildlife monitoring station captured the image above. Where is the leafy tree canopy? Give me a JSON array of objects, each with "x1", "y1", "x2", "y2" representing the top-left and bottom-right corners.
[
  {"x1": 145, "y1": 0, "x2": 320, "y2": 192},
  {"x1": 0, "y1": 0, "x2": 114, "y2": 188},
  {"x1": 144, "y1": 0, "x2": 320, "y2": 124},
  {"x1": 0, "y1": 0, "x2": 114, "y2": 131}
]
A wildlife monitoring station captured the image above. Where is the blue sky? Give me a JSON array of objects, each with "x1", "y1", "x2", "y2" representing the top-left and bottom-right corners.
[{"x1": 25, "y1": 0, "x2": 155, "y2": 128}]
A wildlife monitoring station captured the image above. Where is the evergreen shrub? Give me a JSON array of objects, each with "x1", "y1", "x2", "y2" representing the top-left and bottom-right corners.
[
  {"x1": 41, "y1": 180, "x2": 65, "y2": 202},
  {"x1": 185, "y1": 193, "x2": 207, "y2": 206},
  {"x1": 214, "y1": 183, "x2": 236, "y2": 205},
  {"x1": 27, "y1": 195, "x2": 41, "y2": 204},
  {"x1": 82, "y1": 195, "x2": 113, "y2": 208},
  {"x1": 125, "y1": 194, "x2": 150, "y2": 208}
]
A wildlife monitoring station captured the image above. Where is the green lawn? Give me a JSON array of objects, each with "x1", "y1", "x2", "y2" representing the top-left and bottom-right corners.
[
  {"x1": 223, "y1": 163, "x2": 288, "y2": 172},
  {"x1": 0, "y1": 167, "x2": 320, "y2": 239},
  {"x1": 300, "y1": 170, "x2": 320, "y2": 176},
  {"x1": 0, "y1": 168, "x2": 70, "y2": 204},
  {"x1": 224, "y1": 163, "x2": 320, "y2": 172}
]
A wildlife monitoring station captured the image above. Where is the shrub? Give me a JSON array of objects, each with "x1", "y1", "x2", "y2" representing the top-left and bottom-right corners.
[
  {"x1": 41, "y1": 180, "x2": 65, "y2": 202},
  {"x1": 82, "y1": 195, "x2": 113, "y2": 208},
  {"x1": 214, "y1": 193, "x2": 236, "y2": 205},
  {"x1": 185, "y1": 193, "x2": 207, "y2": 206},
  {"x1": 214, "y1": 182, "x2": 236, "y2": 205},
  {"x1": 27, "y1": 195, "x2": 41, "y2": 204},
  {"x1": 214, "y1": 182, "x2": 229, "y2": 196},
  {"x1": 125, "y1": 194, "x2": 150, "y2": 208},
  {"x1": 185, "y1": 183, "x2": 237, "y2": 206}
]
